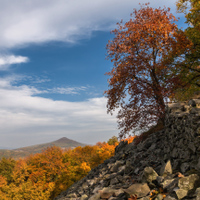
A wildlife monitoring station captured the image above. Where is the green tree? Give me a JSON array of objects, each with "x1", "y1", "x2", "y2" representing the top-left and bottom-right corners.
[
  {"x1": 174, "y1": 0, "x2": 200, "y2": 100},
  {"x1": 107, "y1": 136, "x2": 118, "y2": 145}
]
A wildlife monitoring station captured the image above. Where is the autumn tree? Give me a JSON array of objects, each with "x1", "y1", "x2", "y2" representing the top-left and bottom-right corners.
[
  {"x1": 0, "y1": 158, "x2": 16, "y2": 183},
  {"x1": 105, "y1": 4, "x2": 191, "y2": 137}
]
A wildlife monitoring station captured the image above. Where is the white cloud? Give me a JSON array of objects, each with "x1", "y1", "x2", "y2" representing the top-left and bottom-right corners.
[
  {"x1": 0, "y1": 0, "x2": 184, "y2": 147},
  {"x1": 0, "y1": 55, "x2": 29, "y2": 70},
  {"x1": 0, "y1": 0, "x2": 180, "y2": 49},
  {"x1": 0, "y1": 76, "x2": 117, "y2": 148}
]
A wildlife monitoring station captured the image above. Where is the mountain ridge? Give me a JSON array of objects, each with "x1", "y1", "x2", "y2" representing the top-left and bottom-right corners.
[{"x1": 0, "y1": 137, "x2": 86, "y2": 160}]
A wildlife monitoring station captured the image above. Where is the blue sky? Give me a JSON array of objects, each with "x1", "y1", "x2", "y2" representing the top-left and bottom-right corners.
[{"x1": 0, "y1": 0, "x2": 186, "y2": 148}]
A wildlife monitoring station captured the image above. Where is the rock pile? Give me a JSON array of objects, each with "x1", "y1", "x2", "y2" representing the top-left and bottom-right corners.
[{"x1": 55, "y1": 99, "x2": 200, "y2": 200}]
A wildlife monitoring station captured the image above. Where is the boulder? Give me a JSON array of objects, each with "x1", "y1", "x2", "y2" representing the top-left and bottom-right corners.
[
  {"x1": 142, "y1": 167, "x2": 158, "y2": 183},
  {"x1": 124, "y1": 183, "x2": 150, "y2": 198}
]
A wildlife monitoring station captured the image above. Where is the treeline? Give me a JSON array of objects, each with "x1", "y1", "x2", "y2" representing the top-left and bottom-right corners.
[{"x1": 0, "y1": 136, "x2": 134, "y2": 200}]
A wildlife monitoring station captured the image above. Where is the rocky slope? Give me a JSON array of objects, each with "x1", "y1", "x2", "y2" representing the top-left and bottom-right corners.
[{"x1": 55, "y1": 98, "x2": 200, "y2": 200}]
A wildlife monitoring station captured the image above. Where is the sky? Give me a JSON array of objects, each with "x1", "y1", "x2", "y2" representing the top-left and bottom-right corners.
[{"x1": 0, "y1": 0, "x2": 187, "y2": 148}]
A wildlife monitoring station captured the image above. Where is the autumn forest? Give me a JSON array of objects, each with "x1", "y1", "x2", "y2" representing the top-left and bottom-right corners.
[{"x1": 0, "y1": 136, "x2": 134, "y2": 200}]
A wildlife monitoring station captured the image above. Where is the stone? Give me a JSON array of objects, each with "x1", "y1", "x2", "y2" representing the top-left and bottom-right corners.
[
  {"x1": 197, "y1": 127, "x2": 200, "y2": 134},
  {"x1": 161, "y1": 178, "x2": 178, "y2": 192},
  {"x1": 155, "y1": 193, "x2": 164, "y2": 200},
  {"x1": 80, "y1": 194, "x2": 88, "y2": 200},
  {"x1": 99, "y1": 187, "x2": 116, "y2": 199},
  {"x1": 114, "y1": 188, "x2": 124, "y2": 196},
  {"x1": 178, "y1": 174, "x2": 199, "y2": 191},
  {"x1": 164, "y1": 195, "x2": 177, "y2": 200},
  {"x1": 190, "y1": 107, "x2": 198, "y2": 114},
  {"x1": 139, "y1": 197, "x2": 150, "y2": 200},
  {"x1": 149, "y1": 143, "x2": 156, "y2": 151},
  {"x1": 172, "y1": 147, "x2": 178, "y2": 158},
  {"x1": 175, "y1": 188, "x2": 188, "y2": 199},
  {"x1": 134, "y1": 167, "x2": 140, "y2": 174},
  {"x1": 82, "y1": 182, "x2": 88, "y2": 190},
  {"x1": 124, "y1": 183, "x2": 150, "y2": 198},
  {"x1": 88, "y1": 193, "x2": 101, "y2": 200},
  {"x1": 92, "y1": 186, "x2": 102, "y2": 194},
  {"x1": 160, "y1": 160, "x2": 172, "y2": 176},
  {"x1": 110, "y1": 177, "x2": 119, "y2": 185},
  {"x1": 156, "y1": 176, "x2": 164, "y2": 185},
  {"x1": 110, "y1": 161, "x2": 124, "y2": 172},
  {"x1": 115, "y1": 141, "x2": 128, "y2": 154},
  {"x1": 168, "y1": 103, "x2": 183, "y2": 113},
  {"x1": 143, "y1": 167, "x2": 158, "y2": 183},
  {"x1": 189, "y1": 99, "x2": 196, "y2": 107},
  {"x1": 195, "y1": 188, "x2": 200, "y2": 200},
  {"x1": 67, "y1": 193, "x2": 77, "y2": 198},
  {"x1": 180, "y1": 162, "x2": 190, "y2": 173}
]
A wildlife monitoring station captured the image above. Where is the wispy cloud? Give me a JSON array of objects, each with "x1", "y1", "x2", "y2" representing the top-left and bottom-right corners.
[
  {"x1": 0, "y1": 0, "x2": 179, "y2": 49},
  {"x1": 0, "y1": 55, "x2": 29, "y2": 70},
  {"x1": 0, "y1": 76, "x2": 117, "y2": 147},
  {"x1": 48, "y1": 86, "x2": 87, "y2": 95}
]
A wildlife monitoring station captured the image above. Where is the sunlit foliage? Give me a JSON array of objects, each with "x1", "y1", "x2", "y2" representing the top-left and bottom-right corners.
[
  {"x1": 174, "y1": 0, "x2": 200, "y2": 100},
  {"x1": 0, "y1": 137, "x2": 123, "y2": 199}
]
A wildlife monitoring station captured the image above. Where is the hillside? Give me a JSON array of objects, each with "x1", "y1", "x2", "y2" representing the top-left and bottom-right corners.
[
  {"x1": 55, "y1": 99, "x2": 200, "y2": 200},
  {"x1": 0, "y1": 137, "x2": 86, "y2": 160}
]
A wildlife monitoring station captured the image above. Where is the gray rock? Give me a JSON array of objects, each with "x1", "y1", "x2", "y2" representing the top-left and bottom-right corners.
[
  {"x1": 160, "y1": 160, "x2": 173, "y2": 176},
  {"x1": 124, "y1": 183, "x2": 150, "y2": 198},
  {"x1": 164, "y1": 195, "x2": 177, "y2": 200},
  {"x1": 175, "y1": 188, "x2": 188, "y2": 199},
  {"x1": 99, "y1": 187, "x2": 116, "y2": 199},
  {"x1": 172, "y1": 147, "x2": 179, "y2": 158},
  {"x1": 67, "y1": 193, "x2": 77, "y2": 198},
  {"x1": 190, "y1": 107, "x2": 199, "y2": 114},
  {"x1": 178, "y1": 174, "x2": 199, "y2": 191},
  {"x1": 156, "y1": 176, "x2": 164, "y2": 185},
  {"x1": 110, "y1": 161, "x2": 124, "y2": 172},
  {"x1": 155, "y1": 193, "x2": 165, "y2": 200},
  {"x1": 139, "y1": 197, "x2": 151, "y2": 200},
  {"x1": 80, "y1": 194, "x2": 88, "y2": 200},
  {"x1": 195, "y1": 187, "x2": 200, "y2": 200},
  {"x1": 143, "y1": 167, "x2": 158, "y2": 183},
  {"x1": 88, "y1": 193, "x2": 101, "y2": 200},
  {"x1": 161, "y1": 178, "x2": 178, "y2": 192},
  {"x1": 180, "y1": 162, "x2": 190, "y2": 173},
  {"x1": 189, "y1": 100, "x2": 196, "y2": 107},
  {"x1": 110, "y1": 177, "x2": 119, "y2": 185}
]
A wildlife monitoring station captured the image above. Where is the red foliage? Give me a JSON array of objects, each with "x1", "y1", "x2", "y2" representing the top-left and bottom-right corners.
[{"x1": 105, "y1": 4, "x2": 191, "y2": 138}]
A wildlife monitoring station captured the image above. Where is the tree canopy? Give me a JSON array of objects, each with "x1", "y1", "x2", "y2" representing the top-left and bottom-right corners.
[
  {"x1": 105, "y1": 4, "x2": 191, "y2": 137},
  {"x1": 173, "y1": 0, "x2": 200, "y2": 100}
]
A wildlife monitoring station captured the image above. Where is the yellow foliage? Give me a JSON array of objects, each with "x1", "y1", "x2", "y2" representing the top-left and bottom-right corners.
[{"x1": 0, "y1": 142, "x2": 117, "y2": 199}]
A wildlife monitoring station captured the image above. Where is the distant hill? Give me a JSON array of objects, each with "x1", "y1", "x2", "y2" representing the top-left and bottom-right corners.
[{"x1": 0, "y1": 137, "x2": 86, "y2": 160}]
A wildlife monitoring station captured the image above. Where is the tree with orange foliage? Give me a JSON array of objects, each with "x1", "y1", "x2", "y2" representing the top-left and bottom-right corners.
[{"x1": 105, "y1": 4, "x2": 191, "y2": 137}]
